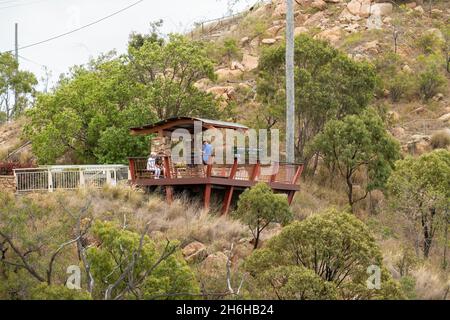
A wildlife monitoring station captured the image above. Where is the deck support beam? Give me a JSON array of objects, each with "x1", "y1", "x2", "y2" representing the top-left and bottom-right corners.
[
  {"x1": 287, "y1": 165, "x2": 304, "y2": 205},
  {"x1": 221, "y1": 158, "x2": 238, "y2": 215},
  {"x1": 204, "y1": 164, "x2": 213, "y2": 210}
]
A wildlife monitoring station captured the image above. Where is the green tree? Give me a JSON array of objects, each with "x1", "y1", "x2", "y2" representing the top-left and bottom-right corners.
[
  {"x1": 128, "y1": 34, "x2": 222, "y2": 119},
  {"x1": 0, "y1": 52, "x2": 37, "y2": 121},
  {"x1": 87, "y1": 221, "x2": 199, "y2": 300},
  {"x1": 244, "y1": 209, "x2": 404, "y2": 300},
  {"x1": 417, "y1": 57, "x2": 446, "y2": 101},
  {"x1": 387, "y1": 149, "x2": 450, "y2": 258},
  {"x1": 256, "y1": 34, "x2": 377, "y2": 161},
  {"x1": 234, "y1": 182, "x2": 293, "y2": 249},
  {"x1": 310, "y1": 108, "x2": 401, "y2": 211},
  {"x1": 25, "y1": 54, "x2": 153, "y2": 164}
]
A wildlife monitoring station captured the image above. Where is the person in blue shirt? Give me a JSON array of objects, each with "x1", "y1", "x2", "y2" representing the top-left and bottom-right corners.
[{"x1": 202, "y1": 140, "x2": 213, "y2": 165}]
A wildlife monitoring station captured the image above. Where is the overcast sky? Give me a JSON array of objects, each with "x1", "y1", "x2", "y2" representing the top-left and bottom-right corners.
[{"x1": 0, "y1": 0, "x2": 255, "y2": 88}]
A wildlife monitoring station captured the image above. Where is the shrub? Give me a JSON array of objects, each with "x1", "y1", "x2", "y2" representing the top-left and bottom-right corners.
[
  {"x1": 418, "y1": 67, "x2": 446, "y2": 101},
  {"x1": 415, "y1": 33, "x2": 444, "y2": 55},
  {"x1": 245, "y1": 209, "x2": 404, "y2": 299},
  {"x1": 234, "y1": 182, "x2": 293, "y2": 249},
  {"x1": 430, "y1": 130, "x2": 450, "y2": 149}
]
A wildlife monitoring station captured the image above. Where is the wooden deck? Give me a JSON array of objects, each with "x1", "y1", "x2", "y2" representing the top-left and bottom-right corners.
[{"x1": 129, "y1": 157, "x2": 303, "y2": 214}]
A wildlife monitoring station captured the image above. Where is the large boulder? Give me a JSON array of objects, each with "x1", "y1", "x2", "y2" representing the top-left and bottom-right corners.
[
  {"x1": 347, "y1": 0, "x2": 372, "y2": 18},
  {"x1": 242, "y1": 53, "x2": 259, "y2": 71},
  {"x1": 303, "y1": 11, "x2": 327, "y2": 26},
  {"x1": 315, "y1": 26, "x2": 342, "y2": 44},
  {"x1": 439, "y1": 113, "x2": 450, "y2": 122},
  {"x1": 294, "y1": 26, "x2": 309, "y2": 36},
  {"x1": 206, "y1": 86, "x2": 236, "y2": 100},
  {"x1": 311, "y1": 0, "x2": 327, "y2": 11},
  {"x1": 261, "y1": 38, "x2": 277, "y2": 45},
  {"x1": 215, "y1": 68, "x2": 244, "y2": 81},
  {"x1": 182, "y1": 241, "x2": 208, "y2": 263},
  {"x1": 371, "y1": 3, "x2": 393, "y2": 16},
  {"x1": 201, "y1": 252, "x2": 228, "y2": 270}
]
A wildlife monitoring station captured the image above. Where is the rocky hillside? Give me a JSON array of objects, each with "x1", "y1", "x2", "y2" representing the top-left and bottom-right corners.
[{"x1": 194, "y1": 0, "x2": 450, "y2": 155}]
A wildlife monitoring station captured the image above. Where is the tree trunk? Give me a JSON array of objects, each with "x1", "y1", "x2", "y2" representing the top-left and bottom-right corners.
[{"x1": 346, "y1": 175, "x2": 354, "y2": 213}]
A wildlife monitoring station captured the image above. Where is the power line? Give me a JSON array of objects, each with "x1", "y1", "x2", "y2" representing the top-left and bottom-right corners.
[
  {"x1": 0, "y1": 0, "x2": 50, "y2": 10},
  {"x1": 2, "y1": 0, "x2": 145, "y2": 53}
]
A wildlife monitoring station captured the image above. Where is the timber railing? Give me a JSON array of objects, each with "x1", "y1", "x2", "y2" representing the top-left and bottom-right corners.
[{"x1": 129, "y1": 157, "x2": 303, "y2": 185}]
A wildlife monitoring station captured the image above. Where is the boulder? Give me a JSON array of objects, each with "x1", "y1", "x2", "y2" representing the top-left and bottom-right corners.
[
  {"x1": 391, "y1": 127, "x2": 406, "y2": 138},
  {"x1": 215, "y1": 68, "x2": 243, "y2": 81},
  {"x1": 266, "y1": 25, "x2": 282, "y2": 37},
  {"x1": 315, "y1": 26, "x2": 342, "y2": 44},
  {"x1": 272, "y1": 1, "x2": 286, "y2": 17},
  {"x1": 240, "y1": 36, "x2": 250, "y2": 46},
  {"x1": 242, "y1": 53, "x2": 259, "y2": 71},
  {"x1": 387, "y1": 110, "x2": 400, "y2": 122},
  {"x1": 347, "y1": 0, "x2": 372, "y2": 18},
  {"x1": 201, "y1": 252, "x2": 228, "y2": 270},
  {"x1": 371, "y1": 3, "x2": 393, "y2": 16},
  {"x1": 261, "y1": 38, "x2": 277, "y2": 45},
  {"x1": 402, "y1": 64, "x2": 412, "y2": 73},
  {"x1": 182, "y1": 241, "x2": 208, "y2": 263},
  {"x1": 294, "y1": 26, "x2": 309, "y2": 36},
  {"x1": 311, "y1": 0, "x2": 327, "y2": 11},
  {"x1": 414, "y1": 5, "x2": 424, "y2": 14},
  {"x1": 432, "y1": 93, "x2": 444, "y2": 101},
  {"x1": 303, "y1": 11, "x2": 327, "y2": 26},
  {"x1": 231, "y1": 60, "x2": 245, "y2": 72},
  {"x1": 206, "y1": 86, "x2": 236, "y2": 99},
  {"x1": 439, "y1": 113, "x2": 450, "y2": 122},
  {"x1": 339, "y1": 8, "x2": 361, "y2": 22},
  {"x1": 324, "y1": 0, "x2": 341, "y2": 2}
]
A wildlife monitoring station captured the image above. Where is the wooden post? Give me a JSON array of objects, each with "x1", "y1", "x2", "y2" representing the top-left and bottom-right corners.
[
  {"x1": 129, "y1": 158, "x2": 136, "y2": 184},
  {"x1": 221, "y1": 158, "x2": 238, "y2": 215},
  {"x1": 291, "y1": 164, "x2": 303, "y2": 184},
  {"x1": 287, "y1": 164, "x2": 304, "y2": 205},
  {"x1": 204, "y1": 163, "x2": 213, "y2": 210},
  {"x1": 270, "y1": 162, "x2": 280, "y2": 183},
  {"x1": 250, "y1": 160, "x2": 261, "y2": 182},
  {"x1": 163, "y1": 156, "x2": 173, "y2": 204}
]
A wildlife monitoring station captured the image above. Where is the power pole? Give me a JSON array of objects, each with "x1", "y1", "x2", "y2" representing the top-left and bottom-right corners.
[
  {"x1": 285, "y1": 0, "x2": 295, "y2": 164},
  {"x1": 12, "y1": 23, "x2": 19, "y2": 122},
  {"x1": 15, "y1": 23, "x2": 19, "y2": 62}
]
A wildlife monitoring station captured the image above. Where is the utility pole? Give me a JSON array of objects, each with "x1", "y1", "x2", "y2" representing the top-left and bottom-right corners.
[
  {"x1": 285, "y1": 0, "x2": 295, "y2": 164},
  {"x1": 15, "y1": 23, "x2": 19, "y2": 62},
  {"x1": 11, "y1": 23, "x2": 19, "y2": 122}
]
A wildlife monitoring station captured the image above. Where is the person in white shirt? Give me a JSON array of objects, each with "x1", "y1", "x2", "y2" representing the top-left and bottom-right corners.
[{"x1": 147, "y1": 152, "x2": 161, "y2": 179}]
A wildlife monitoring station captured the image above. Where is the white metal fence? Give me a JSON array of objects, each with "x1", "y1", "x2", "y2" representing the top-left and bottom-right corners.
[{"x1": 14, "y1": 165, "x2": 129, "y2": 193}]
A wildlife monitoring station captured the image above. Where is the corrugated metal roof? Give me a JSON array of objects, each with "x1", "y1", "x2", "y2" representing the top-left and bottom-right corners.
[{"x1": 130, "y1": 117, "x2": 248, "y2": 132}]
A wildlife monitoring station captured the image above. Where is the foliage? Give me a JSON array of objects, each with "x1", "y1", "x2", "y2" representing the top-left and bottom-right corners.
[
  {"x1": 256, "y1": 34, "x2": 377, "y2": 160},
  {"x1": 0, "y1": 52, "x2": 37, "y2": 121},
  {"x1": 87, "y1": 221, "x2": 199, "y2": 300},
  {"x1": 309, "y1": 108, "x2": 401, "y2": 211},
  {"x1": 25, "y1": 33, "x2": 223, "y2": 164},
  {"x1": 415, "y1": 32, "x2": 444, "y2": 55},
  {"x1": 30, "y1": 283, "x2": 92, "y2": 300},
  {"x1": 127, "y1": 34, "x2": 221, "y2": 119},
  {"x1": 387, "y1": 149, "x2": 450, "y2": 258},
  {"x1": 254, "y1": 265, "x2": 338, "y2": 300},
  {"x1": 234, "y1": 182, "x2": 293, "y2": 249},
  {"x1": 430, "y1": 130, "x2": 450, "y2": 149},
  {"x1": 374, "y1": 51, "x2": 414, "y2": 102},
  {"x1": 222, "y1": 38, "x2": 241, "y2": 64},
  {"x1": 244, "y1": 209, "x2": 404, "y2": 299},
  {"x1": 0, "y1": 161, "x2": 36, "y2": 175},
  {"x1": 417, "y1": 55, "x2": 447, "y2": 101}
]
